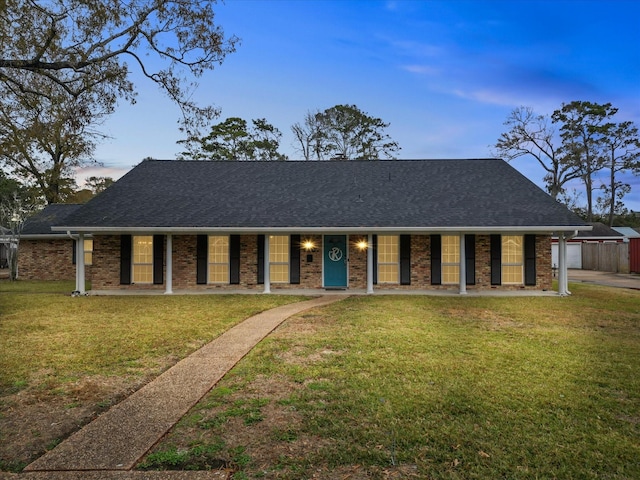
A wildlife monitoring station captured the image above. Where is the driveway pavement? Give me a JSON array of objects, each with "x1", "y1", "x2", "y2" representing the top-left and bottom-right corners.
[{"x1": 568, "y1": 269, "x2": 640, "y2": 290}]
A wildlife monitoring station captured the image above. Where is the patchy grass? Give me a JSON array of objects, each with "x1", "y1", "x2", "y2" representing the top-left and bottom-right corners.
[
  {"x1": 0, "y1": 279, "x2": 79, "y2": 294},
  {"x1": 143, "y1": 284, "x2": 640, "y2": 479},
  {"x1": 0, "y1": 283, "x2": 304, "y2": 471}
]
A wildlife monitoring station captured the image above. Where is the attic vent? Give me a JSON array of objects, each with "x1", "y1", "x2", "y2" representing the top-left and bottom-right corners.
[{"x1": 330, "y1": 153, "x2": 347, "y2": 161}]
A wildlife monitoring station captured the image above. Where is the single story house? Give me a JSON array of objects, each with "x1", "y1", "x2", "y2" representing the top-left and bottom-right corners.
[
  {"x1": 17, "y1": 204, "x2": 93, "y2": 281},
  {"x1": 52, "y1": 159, "x2": 591, "y2": 295}
]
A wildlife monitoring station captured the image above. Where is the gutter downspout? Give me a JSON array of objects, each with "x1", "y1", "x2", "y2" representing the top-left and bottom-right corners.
[{"x1": 564, "y1": 230, "x2": 578, "y2": 296}]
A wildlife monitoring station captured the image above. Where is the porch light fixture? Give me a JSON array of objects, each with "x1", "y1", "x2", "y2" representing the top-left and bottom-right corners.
[
  {"x1": 356, "y1": 239, "x2": 369, "y2": 251},
  {"x1": 302, "y1": 239, "x2": 316, "y2": 251}
]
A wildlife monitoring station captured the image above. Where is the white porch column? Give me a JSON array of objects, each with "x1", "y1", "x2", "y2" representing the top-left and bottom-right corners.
[
  {"x1": 74, "y1": 237, "x2": 80, "y2": 291},
  {"x1": 459, "y1": 234, "x2": 467, "y2": 295},
  {"x1": 264, "y1": 234, "x2": 271, "y2": 293},
  {"x1": 165, "y1": 234, "x2": 173, "y2": 294},
  {"x1": 558, "y1": 233, "x2": 567, "y2": 296},
  {"x1": 366, "y1": 233, "x2": 374, "y2": 294},
  {"x1": 77, "y1": 234, "x2": 86, "y2": 294}
]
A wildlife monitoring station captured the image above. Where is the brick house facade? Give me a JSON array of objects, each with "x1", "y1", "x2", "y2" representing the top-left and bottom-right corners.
[
  {"x1": 16, "y1": 204, "x2": 93, "y2": 282},
  {"x1": 89, "y1": 233, "x2": 552, "y2": 292},
  {"x1": 49, "y1": 159, "x2": 589, "y2": 295},
  {"x1": 19, "y1": 239, "x2": 74, "y2": 280}
]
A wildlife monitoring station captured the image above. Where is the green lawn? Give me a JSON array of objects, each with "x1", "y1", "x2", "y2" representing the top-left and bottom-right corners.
[
  {"x1": 0, "y1": 282, "x2": 303, "y2": 395},
  {"x1": 1, "y1": 281, "x2": 638, "y2": 478},
  {"x1": 142, "y1": 284, "x2": 640, "y2": 479}
]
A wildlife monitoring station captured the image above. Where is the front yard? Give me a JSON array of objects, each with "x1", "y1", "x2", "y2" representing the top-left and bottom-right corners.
[
  {"x1": 0, "y1": 281, "x2": 303, "y2": 472},
  {"x1": 1, "y1": 281, "x2": 639, "y2": 478}
]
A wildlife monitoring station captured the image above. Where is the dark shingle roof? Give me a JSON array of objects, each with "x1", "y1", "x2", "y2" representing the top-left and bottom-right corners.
[
  {"x1": 22, "y1": 204, "x2": 84, "y2": 235},
  {"x1": 55, "y1": 159, "x2": 588, "y2": 231},
  {"x1": 577, "y1": 222, "x2": 624, "y2": 238}
]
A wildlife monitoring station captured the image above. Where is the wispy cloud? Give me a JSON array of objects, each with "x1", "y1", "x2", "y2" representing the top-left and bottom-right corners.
[
  {"x1": 401, "y1": 64, "x2": 441, "y2": 76},
  {"x1": 74, "y1": 166, "x2": 130, "y2": 186}
]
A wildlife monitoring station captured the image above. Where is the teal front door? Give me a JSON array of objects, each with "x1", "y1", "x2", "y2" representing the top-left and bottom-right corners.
[{"x1": 324, "y1": 235, "x2": 347, "y2": 288}]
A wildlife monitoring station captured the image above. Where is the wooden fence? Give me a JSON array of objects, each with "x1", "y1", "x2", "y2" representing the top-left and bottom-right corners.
[{"x1": 581, "y1": 242, "x2": 630, "y2": 273}]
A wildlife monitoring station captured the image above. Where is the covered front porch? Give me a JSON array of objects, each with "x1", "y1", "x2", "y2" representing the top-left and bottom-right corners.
[{"x1": 69, "y1": 229, "x2": 579, "y2": 297}]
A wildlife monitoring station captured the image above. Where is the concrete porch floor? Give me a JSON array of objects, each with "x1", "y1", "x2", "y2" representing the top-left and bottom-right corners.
[{"x1": 87, "y1": 287, "x2": 559, "y2": 297}]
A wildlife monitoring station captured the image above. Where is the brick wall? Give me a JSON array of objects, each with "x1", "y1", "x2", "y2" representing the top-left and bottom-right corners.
[
  {"x1": 17, "y1": 238, "x2": 93, "y2": 281},
  {"x1": 298, "y1": 234, "x2": 323, "y2": 289},
  {"x1": 89, "y1": 233, "x2": 553, "y2": 292},
  {"x1": 92, "y1": 235, "x2": 125, "y2": 289}
]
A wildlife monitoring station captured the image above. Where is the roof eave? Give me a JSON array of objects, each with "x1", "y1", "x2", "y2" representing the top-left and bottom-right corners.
[{"x1": 51, "y1": 225, "x2": 593, "y2": 235}]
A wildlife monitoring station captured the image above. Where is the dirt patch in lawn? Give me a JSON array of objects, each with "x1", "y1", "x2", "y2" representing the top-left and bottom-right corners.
[
  {"x1": 140, "y1": 372, "x2": 419, "y2": 478},
  {"x1": 0, "y1": 371, "x2": 162, "y2": 471}
]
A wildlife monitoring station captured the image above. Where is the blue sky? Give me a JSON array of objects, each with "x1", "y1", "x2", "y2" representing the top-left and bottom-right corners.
[{"x1": 86, "y1": 0, "x2": 640, "y2": 211}]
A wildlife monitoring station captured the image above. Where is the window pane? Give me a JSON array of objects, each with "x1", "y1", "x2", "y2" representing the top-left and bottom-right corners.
[
  {"x1": 269, "y1": 236, "x2": 289, "y2": 263},
  {"x1": 441, "y1": 236, "x2": 460, "y2": 284},
  {"x1": 441, "y1": 236, "x2": 459, "y2": 263},
  {"x1": 502, "y1": 235, "x2": 523, "y2": 284},
  {"x1": 502, "y1": 236, "x2": 523, "y2": 264},
  {"x1": 378, "y1": 236, "x2": 399, "y2": 283},
  {"x1": 84, "y1": 238, "x2": 93, "y2": 266},
  {"x1": 378, "y1": 264, "x2": 399, "y2": 283},
  {"x1": 133, "y1": 236, "x2": 153, "y2": 264},
  {"x1": 208, "y1": 236, "x2": 229, "y2": 263},
  {"x1": 270, "y1": 264, "x2": 289, "y2": 283},
  {"x1": 132, "y1": 236, "x2": 153, "y2": 283},
  {"x1": 133, "y1": 264, "x2": 152, "y2": 283},
  {"x1": 268, "y1": 236, "x2": 290, "y2": 283},
  {"x1": 502, "y1": 265, "x2": 523, "y2": 284},
  {"x1": 378, "y1": 235, "x2": 399, "y2": 263},
  {"x1": 208, "y1": 236, "x2": 229, "y2": 284},
  {"x1": 442, "y1": 265, "x2": 460, "y2": 284},
  {"x1": 209, "y1": 264, "x2": 229, "y2": 283}
]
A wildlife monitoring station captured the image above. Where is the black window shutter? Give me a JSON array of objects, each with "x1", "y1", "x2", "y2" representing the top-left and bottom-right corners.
[
  {"x1": 257, "y1": 235, "x2": 265, "y2": 284},
  {"x1": 230, "y1": 235, "x2": 241, "y2": 285},
  {"x1": 153, "y1": 235, "x2": 164, "y2": 285},
  {"x1": 290, "y1": 234, "x2": 300, "y2": 284},
  {"x1": 400, "y1": 234, "x2": 411, "y2": 285},
  {"x1": 196, "y1": 235, "x2": 208, "y2": 285},
  {"x1": 524, "y1": 234, "x2": 536, "y2": 286},
  {"x1": 372, "y1": 235, "x2": 378, "y2": 285},
  {"x1": 430, "y1": 235, "x2": 441, "y2": 285},
  {"x1": 465, "y1": 234, "x2": 476, "y2": 285},
  {"x1": 72, "y1": 240, "x2": 77, "y2": 265},
  {"x1": 490, "y1": 234, "x2": 502, "y2": 285},
  {"x1": 120, "y1": 235, "x2": 132, "y2": 285}
]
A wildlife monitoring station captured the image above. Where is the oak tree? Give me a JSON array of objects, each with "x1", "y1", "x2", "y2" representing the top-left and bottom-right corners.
[
  {"x1": 0, "y1": 0, "x2": 238, "y2": 201},
  {"x1": 494, "y1": 106, "x2": 580, "y2": 199},
  {"x1": 292, "y1": 104, "x2": 400, "y2": 160},
  {"x1": 551, "y1": 101, "x2": 617, "y2": 221},
  {"x1": 598, "y1": 120, "x2": 640, "y2": 226},
  {"x1": 186, "y1": 117, "x2": 287, "y2": 161}
]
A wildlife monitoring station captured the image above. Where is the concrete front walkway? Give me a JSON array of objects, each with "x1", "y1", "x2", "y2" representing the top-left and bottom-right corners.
[{"x1": 23, "y1": 295, "x2": 346, "y2": 474}]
